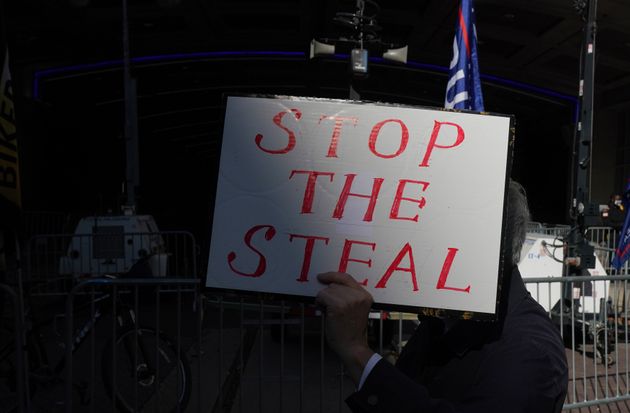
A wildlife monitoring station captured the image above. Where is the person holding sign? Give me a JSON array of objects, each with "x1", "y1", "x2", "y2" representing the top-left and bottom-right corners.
[{"x1": 316, "y1": 180, "x2": 568, "y2": 413}]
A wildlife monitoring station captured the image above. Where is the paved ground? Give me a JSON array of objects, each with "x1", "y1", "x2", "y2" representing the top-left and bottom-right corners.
[{"x1": 565, "y1": 342, "x2": 630, "y2": 413}]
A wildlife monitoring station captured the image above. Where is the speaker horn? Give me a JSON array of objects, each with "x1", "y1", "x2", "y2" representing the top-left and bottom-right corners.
[
  {"x1": 310, "y1": 39, "x2": 336, "y2": 59},
  {"x1": 383, "y1": 45, "x2": 408, "y2": 64}
]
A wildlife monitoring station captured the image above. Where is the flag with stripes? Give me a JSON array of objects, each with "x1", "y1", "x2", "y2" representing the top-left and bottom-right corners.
[
  {"x1": 612, "y1": 181, "x2": 630, "y2": 270},
  {"x1": 445, "y1": 0, "x2": 484, "y2": 111}
]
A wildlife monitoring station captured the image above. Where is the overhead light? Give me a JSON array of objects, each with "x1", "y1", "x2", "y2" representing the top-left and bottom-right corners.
[
  {"x1": 309, "y1": 39, "x2": 336, "y2": 59},
  {"x1": 383, "y1": 46, "x2": 407, "y2": 64}
]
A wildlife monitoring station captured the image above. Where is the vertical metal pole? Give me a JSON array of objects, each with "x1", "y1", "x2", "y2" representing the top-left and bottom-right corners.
[
  {"x1": 575, "y1": 0, "x2": 597, "y2": 203},
  {"x1": 197, "y1": 287, "x2": 202, "y2": 413},
  {"x1": 239, "y1": 299, "x2": 244, "y2": 413},
  {"x1": 258, "y1": 300, "x2": 264, "y2": 413},
  {"x1": 65, "y1": 289, "x2": 75, "y2": 413},
  {"x1": 134, "y1": 285, "x2": 139, "y2": 412},
  {"x1": 581, "y1": 284, "x2": 586, "y2": 400},
  {"x1": 299, "y1": 304, "x2": 305, "y2": 413},
  {"x1": 219, "y1": 296, "x2": 224, "y2": 410},
  {"x1": 90, "y1": 287, "x2": 96, "y2": 413},
  {"x1": 112, "y1": 285, "x2": 118, "y2": 413},
  {"x1": 177, "y1": 286, "x2": 182, "y2": 413},
  {"x1": 570, "y1": 282, "x2": 577, "y2": 403},
  {"x1": 155, "y1": 285, "x2": 161, "y2": 412},
  {"x1": 320, "y1": 314, "x2": 325, "y2": 413},
  {"x1": 280, "y1": 300, "x2": 285, "y2": 413},
  {"x1": 566, "y1": 0, "x2": 597, "y2": 297},
  {"x1": 122, "y1": 0, "x2": 139, "y2": 210},
  {"x1": 615, "y1": 286, "x2": 620, "y2": 396}
]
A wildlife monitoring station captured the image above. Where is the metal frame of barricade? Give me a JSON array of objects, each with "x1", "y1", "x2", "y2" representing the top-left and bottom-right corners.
[
  {"x1": 527, "y1": 222, "x2": 572, "y2": 238},
  {"x1": 64, "y1": 277, "x2": 202, "y2": 413},
  {"x1": 204, "y1": 275, "x2": 630, "y2": 412},
  {"x1": 523, "y1": 274, "x2": 630, "y2": 411},
  {"x1": 585, "y1": 226, "x2": 618, "y2": 249},
  {"x1": 201, "y1": 294, "x2": 415, "y2": 413},
  {"x1": 25, "y1": 231, "x2": 197, "y2": 295},
  {"x1": 0, "y1": 282, "x2": 29, "y2": 413}
]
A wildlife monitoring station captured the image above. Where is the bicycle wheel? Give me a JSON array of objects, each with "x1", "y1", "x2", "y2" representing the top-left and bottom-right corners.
[{"x1": 101, "y1": 327, "x2": 191, "y2": 413}]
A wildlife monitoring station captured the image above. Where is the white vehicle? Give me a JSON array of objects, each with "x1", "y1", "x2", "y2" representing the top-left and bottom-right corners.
[
  {"x1": 518, "y1": 233, "x2": 608, "y2": 314},
  {"x1": 59, "y1": 215, "x2": 168, "y2": 277}
]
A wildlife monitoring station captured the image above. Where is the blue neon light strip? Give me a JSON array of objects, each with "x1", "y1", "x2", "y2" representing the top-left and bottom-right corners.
[
  {"x1": 32, "y1": 51, "x2": 304, "y2": 98},
  {"x1": 33, "y1": 50, "x2": 578, "y2": 119}
]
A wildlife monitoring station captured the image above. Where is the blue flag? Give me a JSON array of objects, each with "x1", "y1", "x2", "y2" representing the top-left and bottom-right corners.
[
  {"x1": 612, "y1": 181, "x2": 630, "y2": 270},
  {"x1": 445, "y1": 0, "x2": 484, "y2": 111}
]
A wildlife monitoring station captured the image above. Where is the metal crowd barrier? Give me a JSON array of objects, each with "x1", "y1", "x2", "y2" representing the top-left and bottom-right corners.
[
  {"x1": 0, "y1": 282, "x2": 29, "y2": 413},
  {"x1": 63, "y1": 277, "x2": 202, "y2": 413},
  {"x1": 527, "y1": 222, "x2": 572, "y2": 238},
  {"x1": 25, "y1": 231, "x2": 197, "y2": 295},
  {"x1": 199, "y1": 294, "x2": 414, "y2": 413},
  {"x1": 57, "y1": 276, "x2": 630, "y2": 413},
  {"x1": 527, "y1": 224, "x2": 620, "y2": 274},
  {"x1": 203, "y1": 276, "x2": 630, "y2": 411},
  {"x1": 523, "y1": 274, "x2": 630, "y2": 411}
]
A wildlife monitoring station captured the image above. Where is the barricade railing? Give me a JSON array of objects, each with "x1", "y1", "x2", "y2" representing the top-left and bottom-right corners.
[
  {"x1": 0, "y1": 282, "x2": 29, "y2": 413},
  {"x1": 64, "y1": 277, "x2": 202, "y2": 413},
  {"x1": 526, "y1": 225, "x2": 620, "y2": 274},
  {"x1": 523, "y1": 274, "x2": 630, "y2": 411},
  {"x1": 204, "y1": 274, "x2": 630, "y2": 412},
  {"x1": 25, "y1": 231, "x2": 197, "y2": 295},
  {"x1": 585, "y1": 226, "x2": 618, "y2": 250},
  {"x1": 527, "y1": 222, "x2": 572, "y2": 238},
  {"x1": 200, "y1": 292, "x2": 415, "y2": 413}
]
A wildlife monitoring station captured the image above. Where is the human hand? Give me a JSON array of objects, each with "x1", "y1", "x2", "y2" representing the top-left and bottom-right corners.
[{"x1": 316, "y1": 272, "x2": 375, "y2": 384}]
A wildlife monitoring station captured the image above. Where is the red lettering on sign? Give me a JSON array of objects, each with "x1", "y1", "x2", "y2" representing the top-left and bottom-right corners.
[
  {"x1": 332, "y1": 174, "x2": 384, "y2": 222},
  {"x1": 227, "y1": 225, "x2": 276, "y2": 277},
  {"x1": 419, "y1": 120, "x2": 465, "y2": 167},
  {"x1": 289, "y1": 170, "x2": 335, "y2": 214},
  {"x1": 375, "y1": 243, "x2": 419, "y2": 291},
  {"x1": 289, "y1": 233, "x2": 330, "y2": 282},
  {"x1": 389, "y1": 180, "x2": 430, "y2": 222},
  {"x1": 255, "y1": 109, "x2": 302, "y2": 154},
  {"x1": 338, "y1": 239, "x2": 375, "y2": 286},
  {"x1": 368, "y1": 119, "x2": 409, "y2": 159},
  {"x1": 318, "y1": 115, "x2": 358, "y2": 158},
  {"x1": 435, "y1": 247, "x2": 470, "y2": 293}
]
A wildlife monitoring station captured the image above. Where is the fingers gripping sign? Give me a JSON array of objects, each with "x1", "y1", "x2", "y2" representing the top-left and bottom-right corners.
[{"x1": 316, "y1": 272, "x2": 376, "y2": 384}]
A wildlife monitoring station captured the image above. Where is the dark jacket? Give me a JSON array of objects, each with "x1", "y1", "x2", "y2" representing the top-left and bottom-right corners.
[
  {"x1": 607, "y1": 205, "x2": 625, "y2": 232},
  {"x1": 346, "y1": 268, "x2": 568, "y2": 413}
]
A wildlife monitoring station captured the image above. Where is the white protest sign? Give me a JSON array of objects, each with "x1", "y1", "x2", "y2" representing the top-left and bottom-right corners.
[{"x1": 206, "y1": 95, "x2": 512, "y2": 315}]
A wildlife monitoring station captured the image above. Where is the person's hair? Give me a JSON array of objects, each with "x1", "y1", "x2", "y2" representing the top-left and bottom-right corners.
[{"x1": 507, "y1": 180, "x2": 530, "y2": 265}]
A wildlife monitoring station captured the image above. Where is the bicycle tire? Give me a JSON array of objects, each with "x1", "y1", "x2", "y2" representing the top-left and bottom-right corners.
[{"x1": 101, "y1": 327, "x2": 191, "y2": 413}]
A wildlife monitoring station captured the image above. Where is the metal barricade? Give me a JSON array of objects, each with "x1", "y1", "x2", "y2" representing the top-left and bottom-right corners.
[
  {"x1": 0, "y1": 282, "x2": 29, "y2": 413},
  {"x1": 206, "y1": 275, "x2": 630, "y2": 412},
  {"x1": 200, "y1": 295, "x2": 413, "y2": 413},
  {"x1": 25, "y1": 231, "x2": 197, "y2": 295},
  {"x1": 527, "y1": 222, "x2": 572, "y2": 238},
  {"x1": 523, "y1": 273, "x2": 630, "y2": 411},
  {"x1": 64, "y1": 277, "x2": 201, "y2": 413},
  {"x1": 585, "y1": 226, "x2": 617, "y2": 249}
]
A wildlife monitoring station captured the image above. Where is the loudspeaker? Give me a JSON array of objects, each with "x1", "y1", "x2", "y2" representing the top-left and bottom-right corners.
[
  {"x1": 310, "y1": 39, "x2": 336, "y2": 59},
  {"x1": 383, "y1": 46, "x2": 408, "y2": 64}
]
